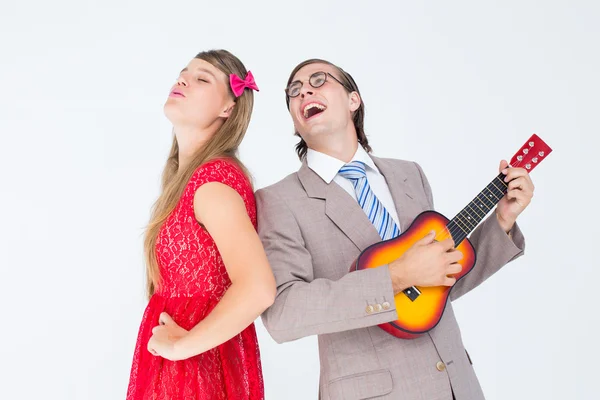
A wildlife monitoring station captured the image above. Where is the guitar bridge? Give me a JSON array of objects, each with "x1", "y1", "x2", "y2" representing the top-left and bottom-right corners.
[{"x1": 403, "y1": 286, "x2": 421, "y2": 302}]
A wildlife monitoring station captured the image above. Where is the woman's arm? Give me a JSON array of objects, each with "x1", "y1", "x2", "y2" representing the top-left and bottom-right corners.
[{"x1": 148, "y1": 182, "x2": 276, "y2": 361}]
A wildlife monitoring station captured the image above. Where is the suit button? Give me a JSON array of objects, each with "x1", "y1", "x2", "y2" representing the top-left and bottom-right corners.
[
  {"x1": 436, "y1": 361, "x2": 446, "y2": 371},
  {"x1": 365, "y1": 305, "x2": 374, "y2": 314},
  {"x1": 382, "y1": 301, "x2": 391, "y2": 310},
  {"x1": 374, "y1": 304, "x2": 382, "y2": 312}
]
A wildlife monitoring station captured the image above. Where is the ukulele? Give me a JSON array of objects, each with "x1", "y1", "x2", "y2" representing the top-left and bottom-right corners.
[{"x1": 350, "y1": 134, "x2": 552, "y2": 339}]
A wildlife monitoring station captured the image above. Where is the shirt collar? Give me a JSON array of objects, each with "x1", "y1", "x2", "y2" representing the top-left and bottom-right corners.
[{"x1": 306, "y1": 144, "x2": 378, "y2": 184}]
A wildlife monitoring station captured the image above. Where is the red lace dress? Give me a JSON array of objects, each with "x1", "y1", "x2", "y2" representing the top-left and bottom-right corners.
[{"x1": 126, "y1": 159, "x2": 264, "y2": 400}]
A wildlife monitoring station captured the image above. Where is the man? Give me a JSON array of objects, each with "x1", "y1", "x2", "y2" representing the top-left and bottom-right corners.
[{"x1": 256, "y1": 59, "x2": 533, "y2": 400}]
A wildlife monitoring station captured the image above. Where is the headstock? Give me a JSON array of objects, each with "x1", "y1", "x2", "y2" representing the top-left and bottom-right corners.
[{"x1": 509, "y1": 134, "x2": 552, "y2": 173}]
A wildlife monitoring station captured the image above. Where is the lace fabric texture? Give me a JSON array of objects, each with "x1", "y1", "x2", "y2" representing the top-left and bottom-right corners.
[{"x1": 127, "y1": 159, "x2": 264, "y2": 400}]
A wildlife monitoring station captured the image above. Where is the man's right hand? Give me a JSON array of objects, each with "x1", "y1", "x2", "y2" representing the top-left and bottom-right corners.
[{"x1": 388, "y1": 231, "x2": 463, "y2": 295}]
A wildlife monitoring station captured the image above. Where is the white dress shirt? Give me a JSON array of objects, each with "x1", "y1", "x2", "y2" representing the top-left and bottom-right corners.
[{"x1": 306, "y1": 145, "x2": 401, "y2": 230}]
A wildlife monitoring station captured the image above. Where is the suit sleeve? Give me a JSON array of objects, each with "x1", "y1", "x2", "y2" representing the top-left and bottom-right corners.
[
  {"x1": 256, "y1": 186, "x2": 398, "y2": 343},
  {"x1": 413, "y1": 162, "x2": 525, "y2": 301}
]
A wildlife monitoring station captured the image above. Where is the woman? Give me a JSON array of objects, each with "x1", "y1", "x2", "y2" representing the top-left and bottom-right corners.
[{"x1": 126, "y1": 49, "x2": 275, "y2": 399}]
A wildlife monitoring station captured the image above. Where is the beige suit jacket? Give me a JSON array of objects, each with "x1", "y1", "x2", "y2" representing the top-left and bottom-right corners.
[{"x1": 256, "y1": 156, "x2": 524, "y2": 400}]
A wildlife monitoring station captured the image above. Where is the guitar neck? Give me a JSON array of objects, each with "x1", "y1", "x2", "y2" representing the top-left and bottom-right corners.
[{"x1": 446, "y1": 172, "x2": 508, "y2": 246}]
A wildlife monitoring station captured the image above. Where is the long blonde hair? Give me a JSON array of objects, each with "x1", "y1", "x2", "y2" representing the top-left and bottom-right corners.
[{"x1": 144, "y1": 49, "x2": 254, "y2": 298}]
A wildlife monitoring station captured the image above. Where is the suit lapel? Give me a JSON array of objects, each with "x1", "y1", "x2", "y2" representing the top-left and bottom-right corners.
[
  {"x1": 297, "y1": 156, "x2": 421, "y2": 250},
  {"x1": 297, "y1": 161, "x2": 381, "y2": 251},
  {"x1": 371, "y1": 156, "x2": 418, "y2": 233}
]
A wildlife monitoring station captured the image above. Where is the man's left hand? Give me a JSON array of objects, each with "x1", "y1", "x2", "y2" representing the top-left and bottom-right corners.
[{"x1": 496, "y1": 159, "x2": 535, "y2": 233}]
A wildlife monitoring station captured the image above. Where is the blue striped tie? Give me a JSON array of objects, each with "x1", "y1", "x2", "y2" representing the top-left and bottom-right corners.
[{"x1": 338, "y1": 161, "x2": 400, "y2": 240}]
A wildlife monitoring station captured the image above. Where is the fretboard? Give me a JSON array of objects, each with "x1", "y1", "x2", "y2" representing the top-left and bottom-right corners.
[{"x1": 446, "y1": 173, "x2": 508, "y2": 245}]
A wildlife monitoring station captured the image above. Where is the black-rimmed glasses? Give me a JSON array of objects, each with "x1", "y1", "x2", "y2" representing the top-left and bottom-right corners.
[{"x1": 285, "y1": 71, "x2": 353, "y2": 98}]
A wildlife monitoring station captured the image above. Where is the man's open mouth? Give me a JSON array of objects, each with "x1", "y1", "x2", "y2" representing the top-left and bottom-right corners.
[{"x1": 303, "y1": 102, "x2": 327, "y2": 119}]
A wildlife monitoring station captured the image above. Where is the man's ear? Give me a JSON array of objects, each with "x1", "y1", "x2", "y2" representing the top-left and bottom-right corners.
[{"x1": 349, "y1": 91, "x2": 361, "y2": 112}]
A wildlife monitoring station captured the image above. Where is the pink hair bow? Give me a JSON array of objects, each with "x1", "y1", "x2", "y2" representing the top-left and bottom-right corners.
[{"x1": 229, "y1": 71, "x2": 259, "y2": 97}]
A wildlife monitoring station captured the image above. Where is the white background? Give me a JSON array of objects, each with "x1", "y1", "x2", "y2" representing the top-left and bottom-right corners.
[{"x1": 1, "y1": 1, "x2": 597, "y2": 399}]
